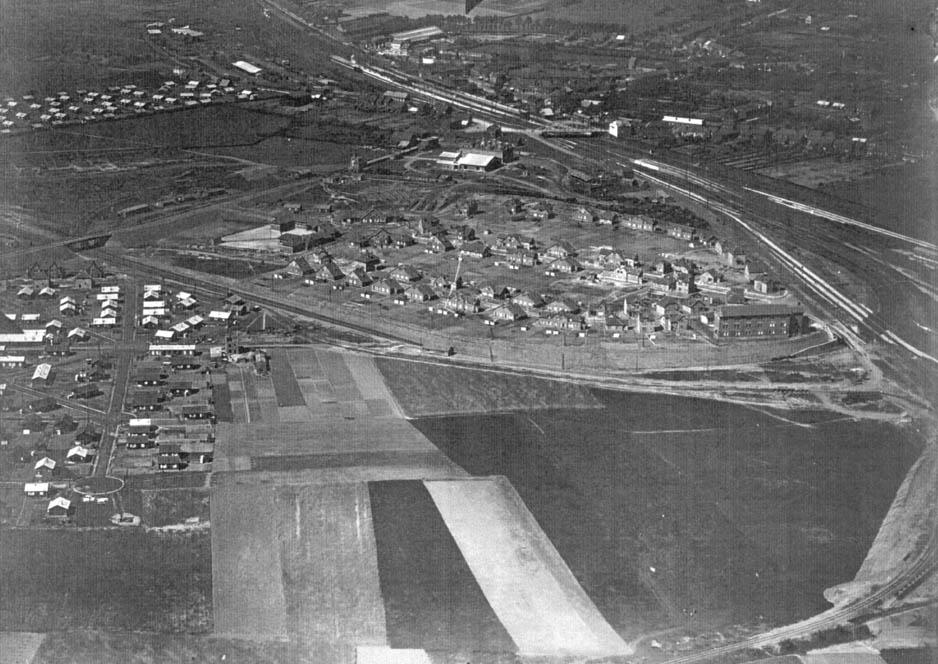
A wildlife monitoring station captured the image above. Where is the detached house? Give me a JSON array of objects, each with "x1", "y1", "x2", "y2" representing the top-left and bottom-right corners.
[
  {"x1": 46, "y1": 496, "x2": 74, "y2": 519},
  {"x1": 490, "y1": 303, "x2": 527, "y2": 322},
  {"x1": 545, "y1": 241, "x2": 577, "y2": 259},
  {"x1": 372, "y1": 278, "x2": 404, "y2": 296},
  {"x1": 444, "y1": 292, "x2": 481, "y2": 314},
  {"x1": 548, "y1": 257, "x2": 580, "y2": 274}
]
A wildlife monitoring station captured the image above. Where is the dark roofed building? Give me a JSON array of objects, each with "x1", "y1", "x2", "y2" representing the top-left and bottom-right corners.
[{"x1": 714, "y1": 304, "x2": 806, "y2": 339}]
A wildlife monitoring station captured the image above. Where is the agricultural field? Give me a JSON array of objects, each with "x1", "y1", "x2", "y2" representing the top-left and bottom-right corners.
[
  {"x1": 211, "y1": 471, "x2": 625, "y2": 660},
  {"x1": 375, "y1": 357, "x2": 602, "y2": 416},
  {"x1": 31, "y1": 631, "x2": 308, "y2": 664},
  {"x1": 412, "y1": 388, "x2": 923, "y2": 640},
  {"x1": 214, "y1": 348, "x2": 466, "y2": 479},
  {"x1": 367, "y1": 479, "x2": 516, "y2": 654},
  {"x1": 0, "y1": 529, "x2": 212, "y2": 633}
]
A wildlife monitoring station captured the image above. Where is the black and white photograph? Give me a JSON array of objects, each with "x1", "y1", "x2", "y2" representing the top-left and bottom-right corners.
[{"x1": 0, "y1": 0, "x2": 935, "y2": 662}]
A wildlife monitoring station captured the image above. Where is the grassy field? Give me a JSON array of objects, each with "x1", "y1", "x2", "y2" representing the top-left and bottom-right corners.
[
  {"x1": 375, "y1": 359, "x2": 602, "y2": 417},
  {"x1": 412, "y1": 389, "x2": 921, "y2": 639},
  {"x1": 0, "y1": 529, "x2": 212, "y2": 633},
  {"x1": 120, "y1": 487, "x2": 211, "y2": 526}
]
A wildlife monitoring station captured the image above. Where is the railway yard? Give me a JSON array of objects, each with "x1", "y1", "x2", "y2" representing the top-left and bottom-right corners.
[{"x1": 0, "y1": 0, "x2": 936, "y2": 663}]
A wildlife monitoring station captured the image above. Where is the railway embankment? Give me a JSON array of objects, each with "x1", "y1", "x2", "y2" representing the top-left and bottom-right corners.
[{"x1": 823, "y1": 441, "x2": 937, "y2": 607}]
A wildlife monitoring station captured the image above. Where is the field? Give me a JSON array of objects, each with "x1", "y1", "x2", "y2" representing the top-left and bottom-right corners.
[
  {"x1": 375, "y1": 358, "x2": 602, "y2": 417},
  {"x1": 31, "y1": 631, "x2": 310, "y2": 664},
  {"x1": 424, "y1": 477, "x2": 631, "y2": 657},
  {"x1": 209, "y1": 475, "x2": 625, "y2": 658},
  {"x1": 214, "y1": 349, "x2": 470, "y2": 476},
  {"x1": 278, "y1": 483, "x2": 387, "y2": 649},
  {"x1": 210, "y1": 481, "x2": 289, "y2": 640},
  {"x1": 120, "y1": 486, "x2": 211, "y2": 527},
  {"x1": 269, "y1": 349, "x2": 306, "y2": 407},
  {"x1": 367, "y1": 479, "x2": 516, "y2": 654},
  {"x1": 411, "y1": 388, "x2": 922, "y2": 639},
  {"x1": 0, "y1": 529, "x2": 212, "y2": 633}
]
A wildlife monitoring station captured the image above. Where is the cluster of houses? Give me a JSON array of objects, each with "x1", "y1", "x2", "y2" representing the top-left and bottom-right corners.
[
  {"x1": 2, "y1": 266, "x2": 108, "y2": 364},
  {"x1": 1, "y1": 72, "x2": 253, "y2": 133},
  {"x1": 124, "y1": 354, "x2": 216, "y2": 471},
  {"x1": 19, "y1": 418, "x2": 102, "y2": 520},
  {"x1": 91, "y1": 284, "x2": 122, "y2": 328},
  {"x1": 266, "y1": 197, "x2": 792, "y2": 337},
  {"x1": 126, "y1": 415, "x2": 215, "y2": 471},
  {"x1": 139, "y1": 284, "x2": 243, "y2": 344}
]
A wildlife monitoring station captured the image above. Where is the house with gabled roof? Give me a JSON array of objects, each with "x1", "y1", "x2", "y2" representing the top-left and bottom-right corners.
[
  {"x1": 489, "y1": 303, "x2": 527, "y2": 322},
  {"x1": 545, "y1": 240, "x2": 577, "y2": 259},
  {"x1": 372, "y1": 278, "x2": 404, "y2": 296},
  {"x1": 572, "y1": 207, "x2": 596, "y2": 224},
  {"x1": 512, "y1": 291, "x2": 546, "y2": 310},
  {"x1": 284, "y1": 257, "x2": 315, "y2": 277},
  {"x1": 345, "y1": 268, "x2": 373, "y2": 288},
  {"x1": 459, "y1": 241, "x2": 490, "y2": 259},
  {"x1": 546, "y1": 298, "x2": 580, "y2": 315},
  {"x1": 427, "y1": 234, "x2": 453, "y2": 253},
  {"x1": 389, "y1": 264, "x2": 422, "y2": 283},
  {"x1": 535, "y1": 313, "x2": 587, "y2": 331},
  {"x1": 46, "y1": 496, "x2": 73, "y2": 518},
  {"x1": 479, "y1": 282, "x2": 510, "y2": 300},
  {"x1": 444, "y1": 292, "x2": 481, "y2": 314},
  {"x1": 507, "y1": 249, "x2": 538, "y2": 267},
  {"x1": 34, "y1": 456, "x2": 56, "y2": 478},
  {"x1": 66, "y1": 445, "x2": 94, "y2": 463},
  {"x1": 405, "y1": 284, "x2": 437, "y2": 302},
  {"x1": 316, "y1": 261, "x2": 345, "y2": 282},
  {"x1": 548, "y1": 257, "x2": 580, "y2": 274},
  {"x1": 24, "y1": 482, "x2": 50, "y2": 497}
]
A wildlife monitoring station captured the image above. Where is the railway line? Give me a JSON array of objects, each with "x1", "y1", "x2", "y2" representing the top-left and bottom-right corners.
[
  {"x1": 662, "y1": 531, "x2": 936, "y2": 663},
  {"x1": 86, "y1": 249, "x2": 419, "y2": 348}
]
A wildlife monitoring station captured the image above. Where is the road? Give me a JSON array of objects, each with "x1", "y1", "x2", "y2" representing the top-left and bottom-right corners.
[{"x1": 92, "y1": 278, "x2": 136, "y2": 477}]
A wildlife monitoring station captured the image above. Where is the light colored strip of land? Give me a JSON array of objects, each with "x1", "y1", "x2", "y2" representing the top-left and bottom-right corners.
[
  {"x1": 214, "y1": 463, "x2": 467, "y2": 488},
  {"x1": 342, "y1": 352, "x2": 406, "y2": 419},
  {"x1": 278, "y1": 482, "x2": 387, "y2": 646},
  {"x1": 424, "y1": 477, "x2": 632, "y2": 658}
]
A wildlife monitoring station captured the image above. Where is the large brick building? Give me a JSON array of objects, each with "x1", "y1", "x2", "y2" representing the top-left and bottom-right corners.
[{"x1": 714, "y1": 304, "x2": 805, "y2": 339}]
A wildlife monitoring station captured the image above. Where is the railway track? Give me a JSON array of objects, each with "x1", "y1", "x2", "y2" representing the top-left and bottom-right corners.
[
  {"x1": 662, "y1": 532, "x2": 936, "y2": 662},
  {"x1": 85, "y1": 249, "x2": 419, "y2": 348}
]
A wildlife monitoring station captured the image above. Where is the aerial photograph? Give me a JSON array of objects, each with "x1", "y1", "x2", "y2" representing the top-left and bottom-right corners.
[{"x1": 0, "y1": 0, "x2": 934, "y2": 662}]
